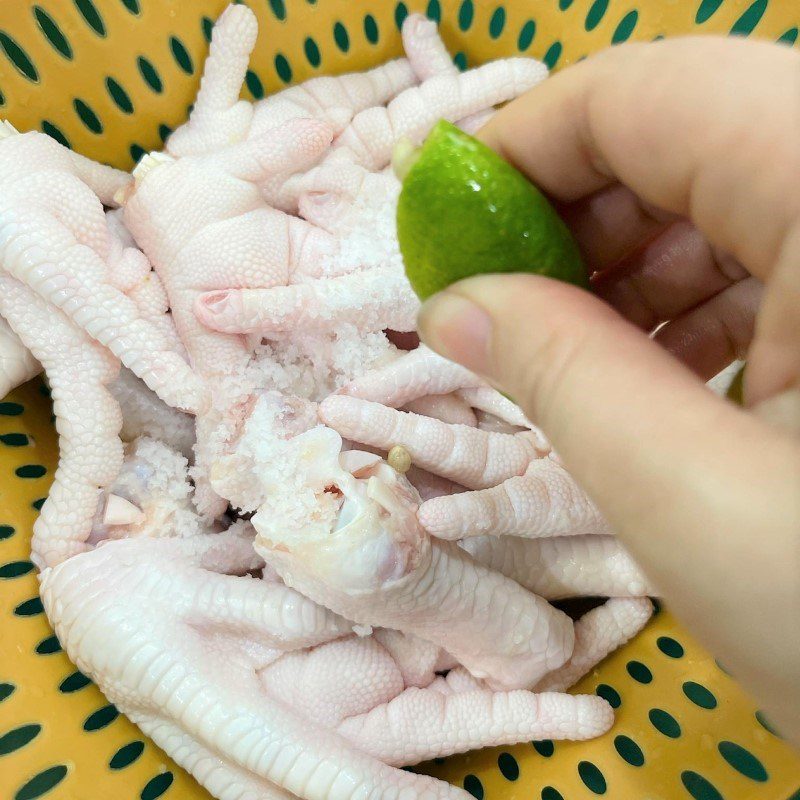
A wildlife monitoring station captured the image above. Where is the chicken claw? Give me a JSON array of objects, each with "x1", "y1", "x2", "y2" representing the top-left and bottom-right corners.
[
  {"x1": 0, "y1": 314, "x2": 39, "y2": 399},
  {"x1": 242, "y1": 420, "x2": 575, "y2": 691},
  {"x1": 534, "y1": 598, "x2": 654, "y2": 692},
  {"x1": 0, "y1": 128, "x2": 205, "y2": 414},
  {"x1": 0, "y1": 274, "x2": 122, "y2": 568},
  {"x1": 461, "y1": 534, "x2": 654, "y2": 600},
  {"x1": 321, "y1": 347, "x2": 613, "y2": 541},
  {"x1": 41, "y1": 534, "x2": 472, "y2": 800}
]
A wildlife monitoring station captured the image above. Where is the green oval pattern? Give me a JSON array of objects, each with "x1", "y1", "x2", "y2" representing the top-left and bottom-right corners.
[
  {"x1": 83, "y1": 704, "x2": 119, "y2": 731},
  {"x1": 614, "y1": 735, "x2": 644, "y2": 767},
  {"x1": 141, "y1": 772, "x2": 174, "y2": 800},
  {"x1": 533, "y1": 739, "x2": 555, "y2": 757},
  {"x1": 32, "y1": 7, "x2": 72, "y2": 60},
  {"x1": 718, "y1": 741, "x2": 768, "y2": 782},
  {"x1": 778, "y1": 27, "x2": 799, "y2": 44},
  {"x1": 585, "y1": 0, "x2": 609, "y2": 31},
  {"x1": 731, "y1": 0, "x2": 767, "y2": 35},
  {"x1": 683, "y1": 680, "x2": 717, "y2": 709},
  {"x1": 489, "y1": 7, "x2": 506, "y2": 39},
  {"x1": 121, "y1": 0, "x2": 140, "y2": 14},
  {"x1": 427, "y1": 0, "x2": 442, "y2": 23},
  {"x1": 35, "y1": 635, "x2": 61, "y2": 655},
  {"x1": 458, "y1": 0, "x2": 474, "y2": 32},
  {"x1": 274, "y1": 53, "x2": 292, "y2": 83},
  {"x1": 395, "y1": 2, "x2": 409, "y2": 30},
  {"x1": 612, "y1": 10, "x2": 638, "y2": 43},
  {"x1": 578, "y1": 761, "x2": 607, "y2": 794},
  {"x1": 453, "y1": 51, "x2": 467, "y2": 70},
  {"x1": 269, "y1": 0, "x2": 286, "y2": 21},
  {"x1": 14, "y1": 596, "x2": 43, "y2": 616},
  {"x1": 0, "y1": 402, "x2": 23, "y2": 415},
  {"x1": 364, "y1": 14, "x2": 379, "y2": 44},
  {"x1": 0, "y1": 433, "x2": 29, "y2": 446},
  {"x1": 541, "y1": 789, "x2": 564, "y2": 800},
  {"x1": 334, "y1": 21, "x2": 350, "y2": 52},
  {"x1": 130, "y1": 143, "x2": 147, "y2": 162},
  {"x1": 463, "y1": 774, "x2": 484, "y2": 800},
  {"x1": 656, "y1": 636, "x2": 684, "y2": 659},
  {"x1": 15, "y1": 765, "x2": 68, "y2": 800},
  {"x1": 626, "y1": 660, "x2": 652, "y2": 683},
  {"x1": 169, "y1": 36, "x2": 194, "y2": 74},
  {"x1": 137, "y1": 56, "x2": 163, "y2": 93},
  {"x1": 59, "y1": 671, "x2": 91, "y2": 693},
  {"x1": 0, "y1": 560, "x2": 34, "y2": 579},
  {"x1": 649, "y1": 708, "x2": 681, "y2": 738},
  {"x1": 158, "y1": 123, "x2": 172, "y2": 142},
  {"x1": 518, "y1": 19, "x2": 536, "y2": 50},
  {"x1": 15, "y1": 464, "x2": 45, "y2": 478},
  {"x1": 543, "y1": 40, "x2": 562, "y2": 69},
  {"x1": 201, "y1": 16, "x2": 213, "y2": 42},
  {"x1": 0, "y1": 33, "x2": 39, "y2": 82},
  {"x1": 0, "y1": 87, "x2": 4, "y2": 106},
  {"x1": 0, "y1": 524, "x2": 14, "y2": 538},
  {"x1": 31, "y1": 497, "x2": 46, "y2": 511},
  {"x1": 0, "y1": 724, "x2": 41, "y2": 756},
  {"x1": 0, "y1": 683, "x2": 15, "y2": 701},
  {"x1": 696, "y1": 0, "x2": 724, "y2": 24},
  {"x1": 497, "y1": 752, "x2": 519, "y2": 781},
  {"x1": 559, "y1": 0, "x2": 574, "y2": 8},
  {"x1": 74, "y1": 0, "x2": 106, "y2": 36},
  {"x1": 105, "y1": 77, "x2": 134, "y2": 113},
  {"x1": 73, "y1": 98, "x2": 102, "y2": 133},
  {"x1": 110, "y1": 740, "x2": 145, "y2": 769},
  {"x1": 304, "y1": 36, "x2": 321, "y2": 67},
  {"x1": 245, "y1": 70, "x2": 264, "y2": 99},
  {"x1": 681, "y1": 770, "x2": 724, "y2": 800}
]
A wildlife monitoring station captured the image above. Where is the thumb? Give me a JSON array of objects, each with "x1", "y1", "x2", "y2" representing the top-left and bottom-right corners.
[{"x1": 417, "y1": 274, "x2": 800, "y2": 736}]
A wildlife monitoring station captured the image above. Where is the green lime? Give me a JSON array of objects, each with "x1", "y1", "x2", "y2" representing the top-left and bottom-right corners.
[{"x1": 395, "y1": 119, "x2": 587, "y2": 300}]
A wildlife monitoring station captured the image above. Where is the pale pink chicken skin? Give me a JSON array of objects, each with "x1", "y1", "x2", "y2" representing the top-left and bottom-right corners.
[
  {"x1": 0, "y1": 273, "x2": 122, "y2": 569},
  {"x1": 109, "y1": 368, "x2": 196, "y2": 459},
  {"x1": 0, "y1": 206, "x2": 187, "y2": 400},
  {"x1": 0, "y1": 315, "x2": 39, "y2": 398},
  {"x1": 124, "y1": 117, "x2": 336, "y2": 517},
  {"x1": 43, "y1": 439, "x2": 611, "y2": 798},
  {"x1": 272, "y1": 635, "x2": 611, "y2": 767},
  {"x1": 534, "y1": 598, "x2": 654, "y2": 692},
  {"x1": 0, "y1": 126, "x2": 201, "y2": 568},
  {"x1": 165, "y1": 5, "x2": 419, "y2": 163},
  {"x1": 315, "y1": 346, "x2": 612, "y2": 543},
  {"x1": 461, "y1": 534, "x2": 654, "y2": 600},
  {"x1": 212, "y1": 389, "x2": 575, "y2": 691},
  {"x1": 0, "y1": 124, "x2": 205, "y2": 415},
  {"x1": 42, "y1": 535, "x2": 610, "y2": 798}
]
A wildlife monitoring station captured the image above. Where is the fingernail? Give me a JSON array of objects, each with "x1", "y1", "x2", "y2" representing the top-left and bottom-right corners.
[{"x1": 418, "y1": 291, "x2": 492, "y2": 376}]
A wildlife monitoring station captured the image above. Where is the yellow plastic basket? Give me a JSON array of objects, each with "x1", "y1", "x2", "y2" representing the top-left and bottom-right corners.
[{"x1": 0, "y1": 2, "x2": 799, "y2": 799}]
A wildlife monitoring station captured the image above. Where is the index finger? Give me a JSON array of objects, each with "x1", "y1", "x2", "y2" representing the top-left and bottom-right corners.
[{"x1": 479, "y1": 37, "x2": 800, "y2": 283}]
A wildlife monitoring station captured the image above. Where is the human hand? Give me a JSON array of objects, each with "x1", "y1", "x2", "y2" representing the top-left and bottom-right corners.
[{"x1": 416, "y1": 37, "x2": 800, "y2": 746}]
